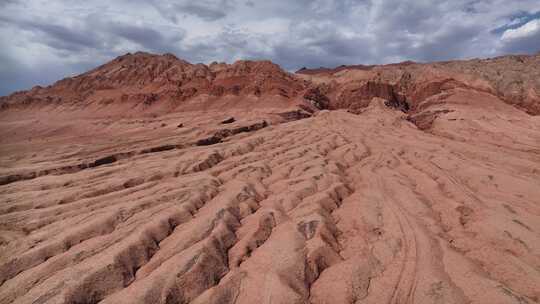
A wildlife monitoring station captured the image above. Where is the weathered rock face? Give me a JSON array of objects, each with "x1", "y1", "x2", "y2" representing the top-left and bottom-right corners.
[
  {"x1": 0, "y1": 52, "x2": 305, "y2": 113},
  {"x1": 1, "y1": 52, "x2": 540, "y2": 304},
  {"x1": 303, "y1": 87, "x2": 330, "y2": 109},
  {"x1": 2, "y1": 52, "x2": 539, "y2": 117},
  {"x1": 434, "y1": 55, "x2": 540, "y2": 114},
  {"x1": 297, "y1": 53, "x2": 540, "y2": 115}
]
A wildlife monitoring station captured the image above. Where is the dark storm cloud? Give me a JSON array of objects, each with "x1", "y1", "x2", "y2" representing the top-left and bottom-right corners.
[
  {"x1": 270, "y1": 21, "x2": 375, "y2": 69},
  {"x1": 1, "y1": 0, "x2": 540, "y2": 96},
  {"x1": 0, "y1": 15, "x2": 101, "y2": 51},
  {"x1": 103, "y1": 20, "x2": 186, "y2": 53},
  {"x1": 402, "y1": 23, "x2": 485, "y2": 62},
  {"x1": 0, "y1": 13, "x2": 185, "y2": 56},
  {"x1": 0, "y1": 0, "x2": 17, "y2": 7},
  {"x1": 148, "y1": 0, "x2": 234, "y2": 22},
  {"x1": 0, "y1": 50, "x2": 98, "y2": 94},
  {"x1": 175, "y1": 3, "x2": 227, "y2": 21}
]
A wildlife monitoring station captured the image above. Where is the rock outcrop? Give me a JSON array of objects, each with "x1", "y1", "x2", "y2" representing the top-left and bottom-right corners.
[
  {"x1": 2, "y1": 52, "x2": 539, "y2": 117},
  {"x1": 1, "y1": 52, "x2": 540, "y2": 304}
]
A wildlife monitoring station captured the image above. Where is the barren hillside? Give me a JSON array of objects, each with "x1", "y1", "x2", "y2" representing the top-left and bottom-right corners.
[{"x1": 0, "y1": 52, "x2": 539, "y2": 304}]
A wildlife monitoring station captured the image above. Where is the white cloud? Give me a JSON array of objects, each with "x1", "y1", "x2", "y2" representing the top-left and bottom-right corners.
[
  {"x1": 1, "y1": 0, "x2": 540, "y2": 95},
  {"x1": 501, "y1": 18, "x2": 540, "y2": 40}
]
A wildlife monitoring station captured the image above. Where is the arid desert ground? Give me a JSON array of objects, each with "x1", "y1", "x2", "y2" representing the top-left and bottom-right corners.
[{"x1": 1, "y1": 52, "x2": 540, "y2": 303}]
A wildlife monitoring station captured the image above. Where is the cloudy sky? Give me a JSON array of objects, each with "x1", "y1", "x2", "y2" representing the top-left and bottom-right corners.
[{"x1": 1, "y1": 0, "x2": 539, "y2": 96}]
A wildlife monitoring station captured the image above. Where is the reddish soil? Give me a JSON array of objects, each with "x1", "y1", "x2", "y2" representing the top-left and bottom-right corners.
[{"x1": 1, "y1": 52, "x2": 539, "y2": 304}]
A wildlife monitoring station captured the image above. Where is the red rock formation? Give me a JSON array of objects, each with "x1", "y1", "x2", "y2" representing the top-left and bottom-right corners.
[
  {"x1": 0, "y1": 52, "x2": 305, "y2": 114},
  {"x1": 1, "y1": 52, "x2": 540, "y2": 304},
  {"x1": 297, "y1": 53, "x2": 540, "y2": 115},
  {"x1": 1, "y1": 52, "x2": 539, "y2": 117}
]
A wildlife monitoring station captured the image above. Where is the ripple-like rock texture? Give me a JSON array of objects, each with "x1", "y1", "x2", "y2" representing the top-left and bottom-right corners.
[{"x1": 1, "y1": 52, "x2": 540, "y2": 304}]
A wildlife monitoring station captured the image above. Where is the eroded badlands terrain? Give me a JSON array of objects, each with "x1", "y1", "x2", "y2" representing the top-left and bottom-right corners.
[{"x1": 1, "y1": 52, "x2": 540, "y2": 303}]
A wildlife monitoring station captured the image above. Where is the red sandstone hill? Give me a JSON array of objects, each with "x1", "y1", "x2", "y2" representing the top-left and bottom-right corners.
[
  {"x1": 1, "y1": 52, "x2": 540, "y2": 119},
  {"x1": 1, "y1": 52, "x2": 540, "y2": 304},
  {"x1": 0, "y1": 52, "x2": 305, "y2": 115},
  {"x1": 297, "y1": 54, "x2": 540, "y2": 115}
]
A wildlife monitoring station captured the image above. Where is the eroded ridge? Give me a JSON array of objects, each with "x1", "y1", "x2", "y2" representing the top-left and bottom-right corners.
[{"x1": 1, "y1": 97, "x2": 540, "y2": 304}]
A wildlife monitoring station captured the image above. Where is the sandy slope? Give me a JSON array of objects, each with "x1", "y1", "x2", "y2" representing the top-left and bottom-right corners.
[
  {"x1": 1, "y1": 52, "x2": 540, "y2": 303},
  {"x1": 1, "y1": 87, "x2": 540, "y2": 303}
]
